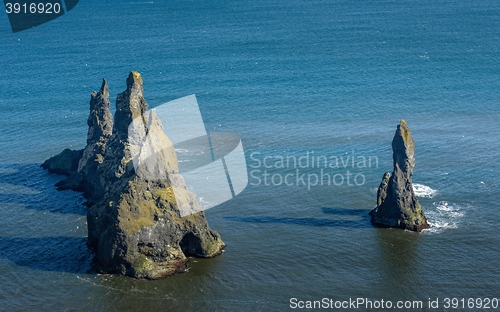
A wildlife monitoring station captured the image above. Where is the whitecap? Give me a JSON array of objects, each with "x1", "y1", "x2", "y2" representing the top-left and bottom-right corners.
[
  {"x1": 435, "y1": 201, "x2": 464, "y2": 218},
  {"x1": 425, "y1": 220, "x2": 458, "y2": 234},
  {"x1": 413, "y1": 183, "x2": 438, "y2": 198},
  {"x1": 423, "y1": 201, "x2": 464, "y2": 234}
]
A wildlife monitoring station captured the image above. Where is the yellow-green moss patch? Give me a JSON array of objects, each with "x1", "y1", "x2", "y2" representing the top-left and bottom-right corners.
[{"x1": 117, "y1": 193, "x2": 158, "y2": 235}]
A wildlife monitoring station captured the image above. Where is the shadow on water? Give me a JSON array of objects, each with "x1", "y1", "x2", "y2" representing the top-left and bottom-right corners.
[
  {"x1": 372, "y1": 228, "x2": 424, "y2": 297},
  {"x1": 321, "y1": 207, "x2": 369, "y2": 216},
  {"x1": 225, "y1": 207, "x2": 372, "y2": 228},
  {"x1": 0, "y1": 163, "x2": 86, "y2": 215},
  {"x1": 0, "y1": 236, "x2": 93, "y2": 274}
]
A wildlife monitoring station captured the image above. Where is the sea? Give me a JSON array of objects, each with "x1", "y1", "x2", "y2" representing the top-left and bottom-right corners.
[{"x1": 1, "y1": 0, "x2": 499, "y2": 311}]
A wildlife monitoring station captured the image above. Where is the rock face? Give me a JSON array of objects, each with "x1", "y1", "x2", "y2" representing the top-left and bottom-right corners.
[
  {"x1": 42, "y1": 148, "x2": 83, "y2": 176},
  {"x1": 43, "y1": 72, "x2": 225, "y2": 279},
  {"x1": 77, "y1": 78, "x2": 113, "y2": 199},
  {"x1": 369, "y1": 120, "x2": 430, "y2": 232}
]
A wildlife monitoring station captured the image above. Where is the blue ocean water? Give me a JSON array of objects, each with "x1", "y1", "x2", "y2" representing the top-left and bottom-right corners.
[{"x1": 1, "y1": 0, "x2": 499, "y2": 310}]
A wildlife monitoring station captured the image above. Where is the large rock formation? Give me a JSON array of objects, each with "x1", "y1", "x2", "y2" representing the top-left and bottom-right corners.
[
  {"x1": 369, "y1": 120, "x2": 430, "y2": 232},
  {"x1": 43, "y1": 72, "x2": 225, "y2": 279}
]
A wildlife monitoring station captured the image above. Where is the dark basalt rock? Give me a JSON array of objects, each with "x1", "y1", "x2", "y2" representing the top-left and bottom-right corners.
[
  {"x1": 43, "y1": 72, "x2": 225, "y2": 279},
  {"x1": 41, "y1": 148, "x2": 82, "y2": 176},
  {"x1": 376, "y1": 172, "x2": 390, "y2": 207},
  {"x1": 369, "y1": 120, "x2": 430, "y2": 232},
  {"x1": 77, "y1": 79, "x2": 113, "y2": 200}
]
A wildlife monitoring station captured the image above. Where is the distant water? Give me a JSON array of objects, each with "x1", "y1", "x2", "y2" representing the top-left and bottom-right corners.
[{"x1": 1, "y1": 0, "x2": 499, "y2": 310}]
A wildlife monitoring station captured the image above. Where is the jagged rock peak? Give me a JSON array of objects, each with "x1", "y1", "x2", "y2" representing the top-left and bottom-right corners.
[
  {"x1": 91, "y1": 78, "x2": 109, "y2": 102},
  {"x1": 43, "y1": 72, "x2": 226, "y2": 279},
  {"x1": 114, "y1": 71, "x2": 149, "y2": 136},
  {"x1": 126, "y1": 71, "x2": 144, "y2": 93},
  {"x1": 86, "y1": 78, "x2": 113, "y2": 145},
  {"x1": 392, "y1": 119, "x2": 415, "y2": 174},
  {"x1": 370, "y1": 120, "x2": 430, "y2": 232}
]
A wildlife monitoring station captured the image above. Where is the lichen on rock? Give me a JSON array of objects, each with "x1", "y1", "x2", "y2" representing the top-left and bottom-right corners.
[
  {"x1": 43, "y1": 71, "x2": 225, "y2": 279},
  {"x1": 369, "y1": 120, "x2": 430, "y2": 232}
]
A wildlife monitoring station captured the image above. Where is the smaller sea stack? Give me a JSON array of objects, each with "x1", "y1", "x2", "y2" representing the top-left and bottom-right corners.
[{"x1": 369, "y1": 120, "x2": 430, "y2": 232}]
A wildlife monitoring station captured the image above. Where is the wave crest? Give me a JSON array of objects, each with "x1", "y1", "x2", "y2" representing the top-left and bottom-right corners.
[
  {"x1": 424, "y1": 201, "x2": 464, "y2": 234},
  {"x1": 413, "y1": 183, "x2": 438, "y2": 198}
]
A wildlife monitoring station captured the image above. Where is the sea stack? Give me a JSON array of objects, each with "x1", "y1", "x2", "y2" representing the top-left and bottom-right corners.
[
  {"x1": 369, "y1": 120, "x2": 429, "y2": 232},
  {"x1": 42, "y1": 72, "x2": 225, "y2": 279}
]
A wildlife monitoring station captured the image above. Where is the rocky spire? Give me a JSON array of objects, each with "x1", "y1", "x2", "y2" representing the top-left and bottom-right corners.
[
  {"x1": 96, "y1": 71, "x2": 150, "y2": 181},
  {"x1": 81, "y1": 72, "x2": 225, "y2": 279},
  {"x1": 370, "y1": 120, "x2": 430, "y2": 232},
  {"x1": 43, "y1": 72, "x2": 225, "y2": 279},
  {"x1": 77, "y1": 79, "x2": 113, "y2": 176},
  {"x1": 86, "y1": 79, "x2": 113, "y2": 145},
  {"x1": 114, "y1": 71, "x2": 148, "y2": 138},
  {"x1": 42, "y1": 80, "x2": 113, "y2": 192}
]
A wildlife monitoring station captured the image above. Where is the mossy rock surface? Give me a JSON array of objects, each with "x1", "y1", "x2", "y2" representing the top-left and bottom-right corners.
[
  {"x1": 370, "y1": 120, "x2": 429, "y2": 232},
  {"x1": 44, "y1": 72, "x2": 226, "y2": 279}
]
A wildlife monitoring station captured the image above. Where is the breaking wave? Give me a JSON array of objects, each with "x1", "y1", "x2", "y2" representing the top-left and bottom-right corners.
[
  {"x1": 371, "y1": 183, "x2": 437, "y2": 198},
  {"x1": 424, "y1": 201, "x2": 464, "y2": 234},
  {"x1": 413, "y1": 183, "x2": 438, "y2": 198}
]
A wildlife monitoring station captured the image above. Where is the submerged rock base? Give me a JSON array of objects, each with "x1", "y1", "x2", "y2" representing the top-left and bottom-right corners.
[
  {"x1": 43, "y1": 72, "x2": 225, "y2": 279},
  {"x1": 369, "y1": 120, "x2": 430, "y2": 232}
]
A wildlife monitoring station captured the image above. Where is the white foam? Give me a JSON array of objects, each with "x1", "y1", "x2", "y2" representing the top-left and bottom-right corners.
[
  {"x1": 425, "y1": 220, "x2": 458, "y2": 234},
  {"x1": 413, "y1": 183, "x2": 438, "y2": 198},
  {"x1": 423, "y1": 201, "x2": 464, "y2": 234},
  {"x1": 435, "y1": 201, "x2": 464, "y2": 217}
]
